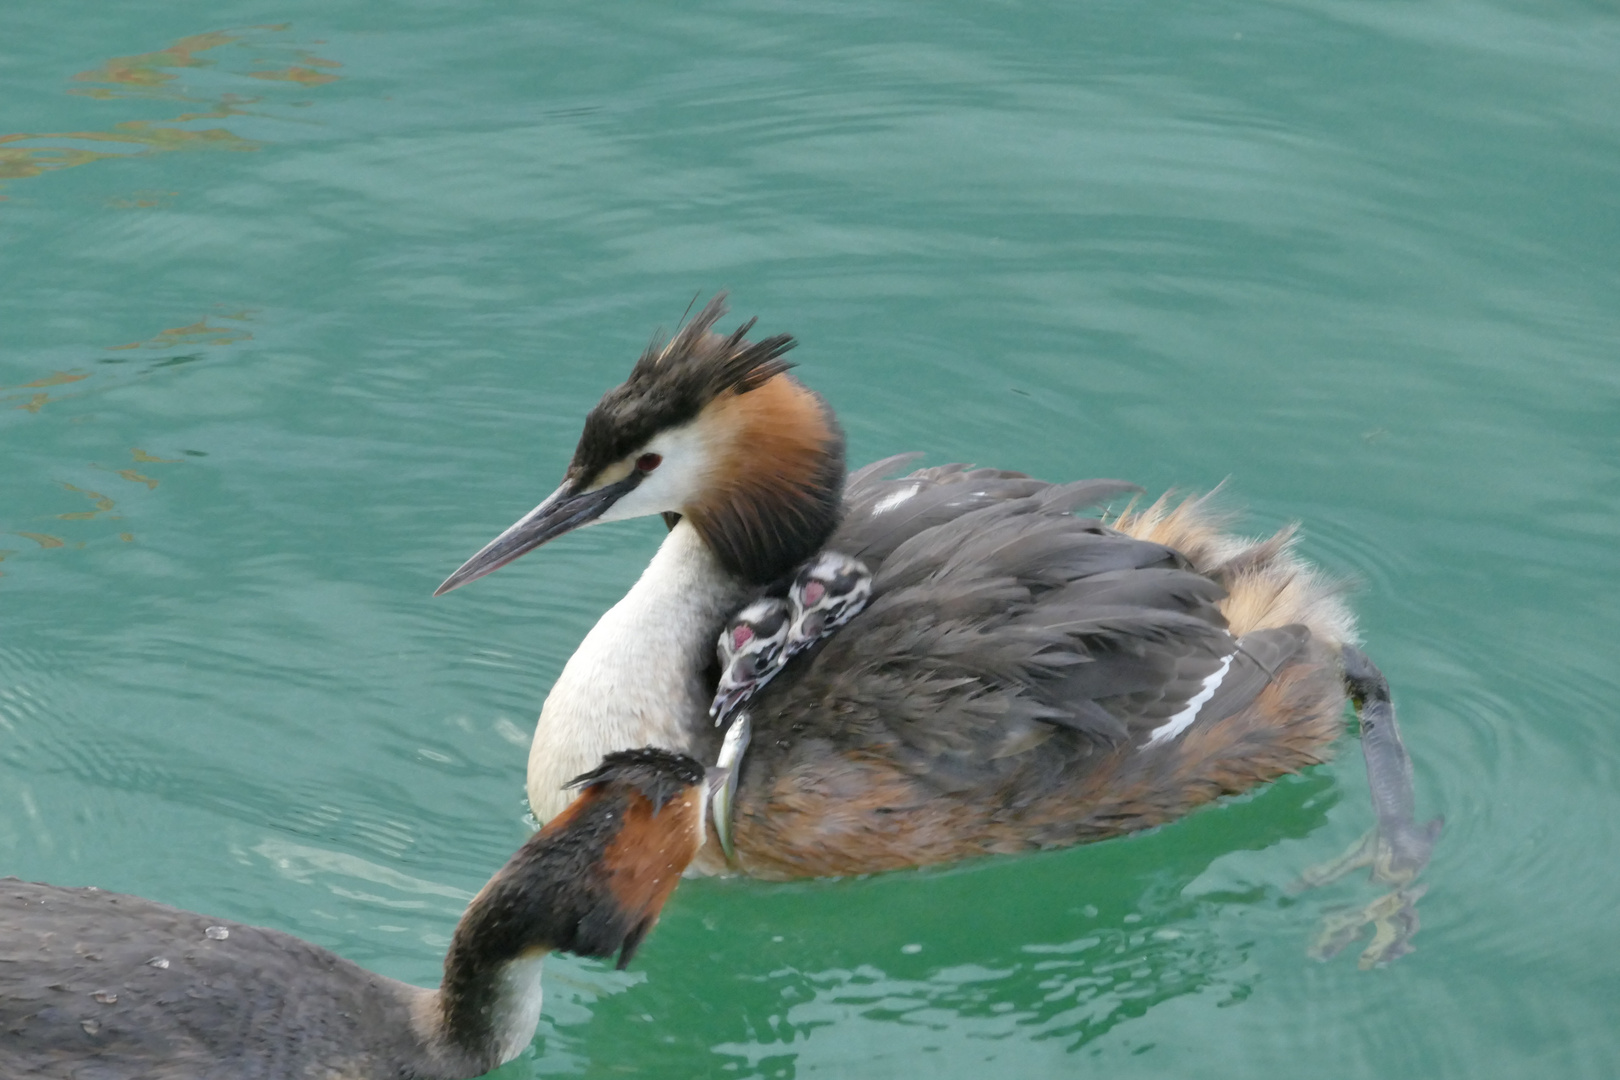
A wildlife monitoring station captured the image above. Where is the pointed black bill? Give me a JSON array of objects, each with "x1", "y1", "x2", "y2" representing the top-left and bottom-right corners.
[{"x1": 434, "y1": 474, "x2": 641, "y2": 596}]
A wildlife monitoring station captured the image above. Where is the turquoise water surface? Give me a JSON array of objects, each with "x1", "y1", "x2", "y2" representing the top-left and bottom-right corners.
[{"x1": 4, "y1": 3, "x2": 1618, "y2": 1077}]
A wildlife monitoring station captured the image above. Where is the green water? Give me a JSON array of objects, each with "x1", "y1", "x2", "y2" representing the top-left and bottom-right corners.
[{"x1": 3, "y1": 3, "x2": 1618, "y2": 1076}]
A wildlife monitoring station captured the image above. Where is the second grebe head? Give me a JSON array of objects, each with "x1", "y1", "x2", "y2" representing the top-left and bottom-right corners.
[
  {"x1": 438, "y1": 748, "x2": 718, "y2": 1067},
  {"x1": 447, "y1": 748, "x2": 710, "y2": 981},
  {"x1": 436, "y1": 295, "x2": 846, "y2": 595}
]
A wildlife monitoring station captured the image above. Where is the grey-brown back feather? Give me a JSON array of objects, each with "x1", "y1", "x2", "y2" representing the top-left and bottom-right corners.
[
  {"x1": 738, "y1": 462, "x2": 1309, "y2": 803},
  {"x1": 0, "y1": 880, "x2": 437, "y2": 1080},
  {"x1": 1205, "y1": 625, "x2": 1311, "y2": 722}
]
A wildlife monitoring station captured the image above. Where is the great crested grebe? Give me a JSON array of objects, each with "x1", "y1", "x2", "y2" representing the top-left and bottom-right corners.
[
  {"x1": 0, "y1": 749, "x2": 712, "y2": 1080},
  {"x1": 436, "y1": 296, "x2": 1437, "y2": 890}
]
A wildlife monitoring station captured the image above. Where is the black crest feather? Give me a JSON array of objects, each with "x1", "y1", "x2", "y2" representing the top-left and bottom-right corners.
[
  {"x1": 567, "y1": 746, "x2": 707, "y2": 813},
  {"x1": 569, "y1": 294, "x2": 797, "y2": 486}
]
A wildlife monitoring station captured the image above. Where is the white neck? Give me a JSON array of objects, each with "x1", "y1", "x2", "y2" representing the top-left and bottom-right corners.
[
  {"x1": 484, "y1": 951, "x2": 548, "y2": 1064},
  {"x1": 412, "y1": 951, "x2": 548, "y2": 1076},
  {"x1": 526, "y1": 520, "x2": 748, "y2": 821}
]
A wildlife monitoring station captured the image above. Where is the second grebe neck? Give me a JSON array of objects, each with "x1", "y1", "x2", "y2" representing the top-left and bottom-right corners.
[
  {"x1": 2, "y1": 749, "x2": 711, "y2": 1080},
  {"x1": 438, "y1": 751, "x2": 706, "y2": 1065},
  {"x1": 527, "y1": 520, "x2": 750, "y2": 821}
]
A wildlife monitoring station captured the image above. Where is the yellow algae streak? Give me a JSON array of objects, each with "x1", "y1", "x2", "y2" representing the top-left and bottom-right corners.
[
  {"x1": 71, "y1": 30, "x2": 238, "y2": 94},
  {"x1": 247, "y1": 66, "x2": 339, "y2": 86},
  {"x1": 118, "y1": 447, "x2": 187, "y2": 489},
  {"x1": 0, "y1": 144, "x2": 116, "y2": 181},
  {"x1": 116, "y1": 470, "x2": 159, "y2": 490},
  {"x1": 173, "y1": 96, "x2": 259, "y2": 123},
  {"x1": 43, "y1": 123, "x2": 256, "y2": 154},
  {"x1": 16, "y1": 533, "x2": 65, "y2": 549},
  {"x1": 17, "y1": 372, "x2": 89, "y2": 389},
  {"x1": 0, "y1": 123, "x2": 257, "y2": 191},
  {"x1": 57, "y1": 484, "x2": 116, "y2": 520},
  {"x1": 3, "y1": 27, "x2": 341, "y2": 197},
  {"x1": 132, "y1": 448, "x2": 185, "y2": 464},
  {"x1": 248, "y1": 53, "x2": 342, "y2": 86},
  {"x1": 107, "y1": 315, "x2": 253, "y2": 351},
  {"x1": 2, "y1": 370, "x2": 92, "y2": 411}
]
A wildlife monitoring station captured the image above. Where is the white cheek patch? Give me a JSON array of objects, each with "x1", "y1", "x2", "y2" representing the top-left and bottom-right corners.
[
  {"x1": 596, "y1": 421, "x2": 717, "y2": 522},
  {"x1": 1143, "y1": 653, "x2": 1234, "y2": 748},
  {"x1": 872, "y1": 484, "x2": 920, "y2": 515}
]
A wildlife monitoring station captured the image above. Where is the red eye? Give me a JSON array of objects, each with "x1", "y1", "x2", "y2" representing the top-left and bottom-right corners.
[{"x1": 636, "y1": 453, "x2": 663, "y2": 473}]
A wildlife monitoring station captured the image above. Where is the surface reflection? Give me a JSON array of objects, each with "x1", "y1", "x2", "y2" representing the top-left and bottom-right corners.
[
  {"x1": 246, "y1": 56, "x2": 342, "y2": 87},
  {"x1": 13, "y1": 533, "x2": 64, "y2": 550},
  {"x1": 1, "y1": 316, "x2": 236, "y2": 569},
  {"x1": 554, "y1": 774, "x2": 1338, "y2": 1076},
  {"x1": 71, "y1": 31, "x2": 241, "y2": 96},
  {"x1": 55, "y1": 484, "x2": 116, "y2": 521},
  {"x1": 0, "y1": 125, "x2": 255, "y2": 188},
  {"x1": 1, "y1": 26, "x2": 340, "y2": 196},
  {"x1": 107, "y1": 314, "x2": 254, "y2": 351},
  {"x1": 114, "y1": 469, "x2": 159, "y2": 491}
]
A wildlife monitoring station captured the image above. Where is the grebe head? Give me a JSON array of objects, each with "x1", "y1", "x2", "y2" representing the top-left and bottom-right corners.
[
  {"x1": 437, "y1": 748, "x2": 716, "y2": 1067},
  {"x1": 711, "y1": 597, "x2": 792, "y2": 724},
  {"x1": 787, "y1": 551, "x2": 872, "y2": 647},
  {"x1": 436, "y1": 295, "x2": 847, "y2": 594},
  {"x1": 448, "y1": 748, "x2": 710, "y2": 980}
]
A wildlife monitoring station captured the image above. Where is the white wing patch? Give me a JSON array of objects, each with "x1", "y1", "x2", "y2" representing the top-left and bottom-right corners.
[
  {"x1": 872, "y1": 484, "x2": 920, "y2": 515},
  {"x1": 1143, "y1": 653, "x2": 1234, "y2": 748}
]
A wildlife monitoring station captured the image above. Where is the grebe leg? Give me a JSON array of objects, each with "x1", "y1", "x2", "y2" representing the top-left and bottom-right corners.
[{"x1": 1295, "y1": 645, "x2": 1443, "y2": 968}]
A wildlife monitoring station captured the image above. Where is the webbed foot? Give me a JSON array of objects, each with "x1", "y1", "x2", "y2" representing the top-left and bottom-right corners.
[
  {"x1": 1306, "y1": 883, "x2": 1428, "y2": 969},
  {"x1": 1293, "y1": 826, "x2": 1379, "y2": 892},
  {"x1": 1293, "y1": 814, "x2": 1443, "y2": 894},
  {"x1": 1296, "y1": 646, "x2": 1443, "y2": 966}
]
